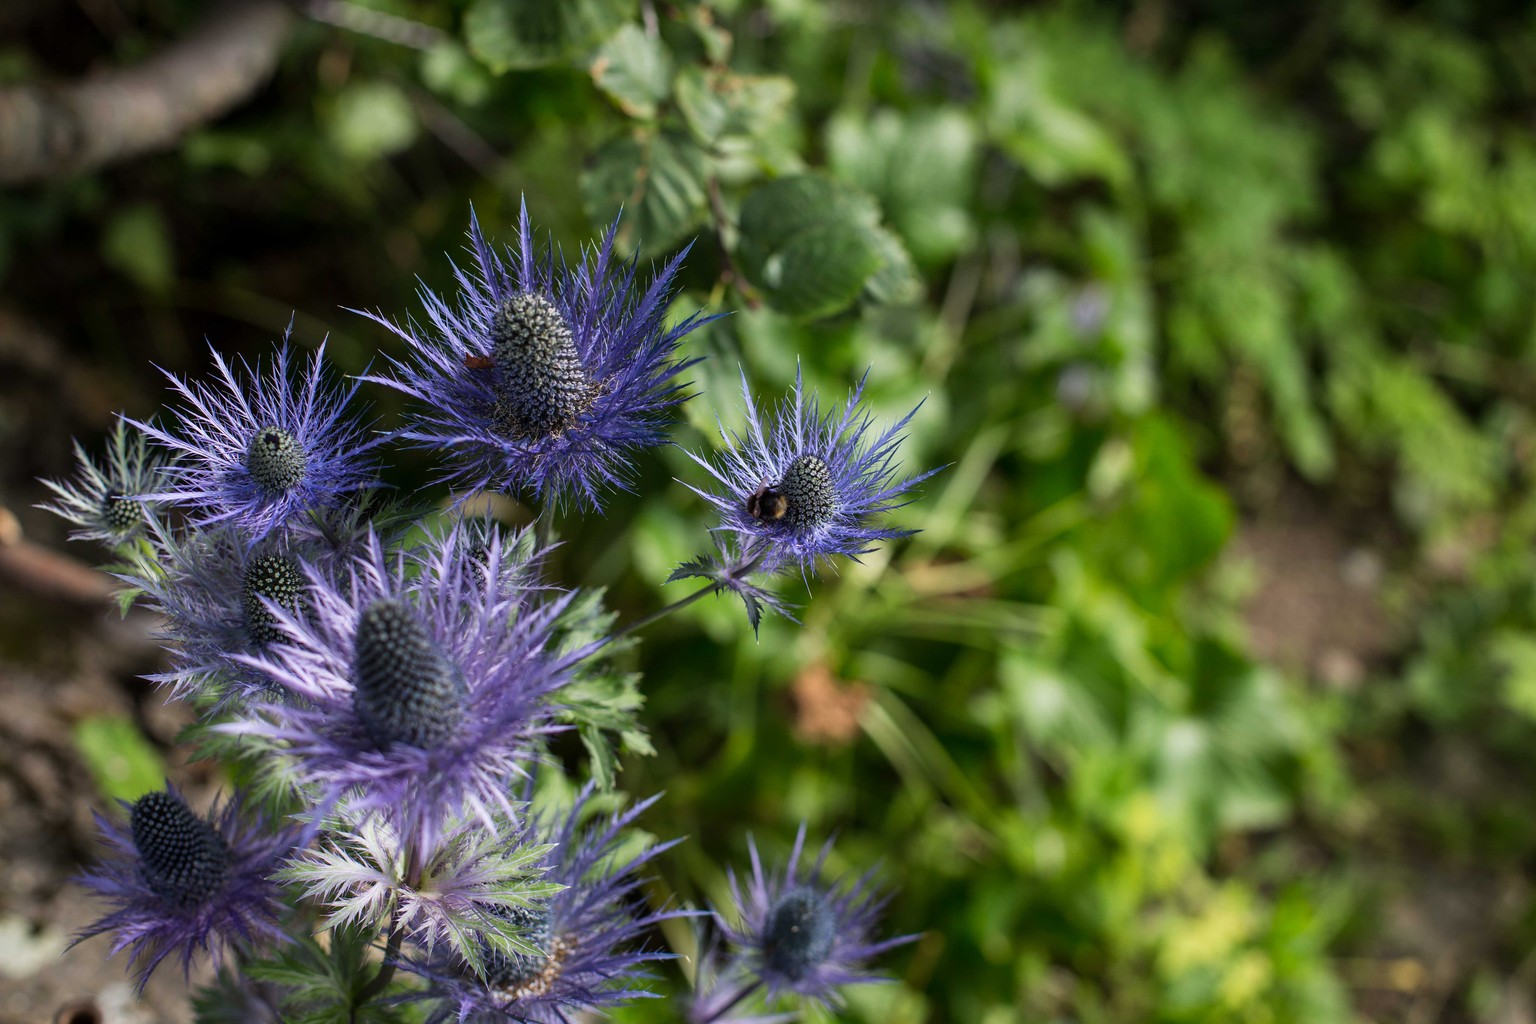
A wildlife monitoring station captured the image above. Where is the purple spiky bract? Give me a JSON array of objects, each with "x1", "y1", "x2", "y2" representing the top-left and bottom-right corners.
[
  {"x1": 718, "y1": 825, "x2": 917, "y2": 1008},
  {"x1": 403, "y1": 786, "x2": 697, "y2": 1023},
  {"x1": 684, "y1": 367, "x2": 935, "y2": 576},
  {"x1": 132, "y1": 336, "x2": 386, "y2": 543},
  {"x1": 222, "y1": 523, "x2": 578, "y2": 852},
  {"x1": 71, "y1": 786, "x2": 297, "y2": 992},
  {"x1": 124, "y1": 517, "x2": 328, "y2": 704},
  {"x1": 361, "y1": 202, "x2": 717, "y2": 511}
]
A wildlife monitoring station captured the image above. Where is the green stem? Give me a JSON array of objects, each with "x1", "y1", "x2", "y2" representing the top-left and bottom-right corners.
[
  {"x1": 351, "y1": 926, "x2": 403, "y2": 1023},
  {"x1": 696, "y1": 979, "x2": 762, "y2": 1024},
  {"x1": 604, "y1": 582, "x2": 718, "y2": 645}
]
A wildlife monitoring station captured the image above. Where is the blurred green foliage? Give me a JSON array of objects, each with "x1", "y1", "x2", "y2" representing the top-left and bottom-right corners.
[{"x1": 14, "y1": 0, "x2": 1536, "y2": 1021}]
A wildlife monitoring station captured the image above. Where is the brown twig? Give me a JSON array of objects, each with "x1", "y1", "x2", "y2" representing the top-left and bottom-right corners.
[
  {"x1": 0, "y1": 0, "x2": 294, "y2": 184},
  {"x1": 0, "y1": 508, "x2": 119, "y2": 606}
]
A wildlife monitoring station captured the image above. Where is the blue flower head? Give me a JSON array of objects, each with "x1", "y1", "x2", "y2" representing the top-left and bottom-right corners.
[
  {"x1": 223, "y1": 522, "x2": 577, "y2": 852},
  {"x1": 71, "y1": 786, "x2": 296, "y2": 992},
  {"x1": 133, "y1": 335, "x2": 386, "y2": 542},
  {"x1": 718, "y1": 825, "x2": 916, "y2": 1008},
  {"x1": 685, "y1": 368, "x2": 934, "y2": 576},
  {"x1": 125, "y1": 516, "x2": 338, "y2": 704},
  {"x1": 39, "y1": 419, "x2": 169, "y2": 544},
  {"x1": 403, "y1": 787, "x2": 693, "y2": 1023},
  {"x1": 363, "y1": 202, "x2": 716, "y2": 511}
]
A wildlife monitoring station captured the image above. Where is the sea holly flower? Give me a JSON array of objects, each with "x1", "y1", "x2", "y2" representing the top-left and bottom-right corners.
[
  {"x1": 124, "y1": 518, "x2": 328, "y2": 703},
  {"x1": 132, "y1": 336, "x2": 386, "y2": 542},
  {"x1": 362, "y1": 202, "x2": 716, "y2": 511},
  {"x1": 684, "y1": 367, "x2": 935, "y2": 576},
  {"x1": 72, "y1": 787, "x2": 297, "y2": 991},
  {"x1": 684, "y1": 921, "x2": 800, "y2": 1024},
  {"x1": 716, "y1": 825, "x2": 916, "y2": 1008},
  {"x1": 401, "y1": 788, "x2": 693, "y2": 1023},
  {"x1": 39, "y1": 419, "x2": 169, "y2": 544},
  {"x1": 224, "y1": 524, "x2": 578, "y2": 851}
]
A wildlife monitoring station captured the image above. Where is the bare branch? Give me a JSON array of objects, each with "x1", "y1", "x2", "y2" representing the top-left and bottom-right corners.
[{"x1": 0, "y1": 0, "x2": 295, "y2": 185}]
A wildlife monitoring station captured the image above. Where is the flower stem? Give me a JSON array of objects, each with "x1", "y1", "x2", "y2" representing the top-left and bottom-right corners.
[
  {"x1": 351, "y1": 926, "x2": 403, "y2": 1023},
  {"x1": 696, "y1": 979, "x2": 763, "y2": 1024},
  {"x1": 604, "y1": 582, "x2": 717, "y2": 645}
]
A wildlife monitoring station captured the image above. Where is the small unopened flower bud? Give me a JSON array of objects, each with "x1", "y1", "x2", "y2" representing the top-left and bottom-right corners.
[
  {"x1": 489, "y1": 294, "x2": 595, "y2": 439},
  {"x1": 245, "y1": 426, "x2": 306, "y2": 492},
  {"x1": 241, "y1": 555, "x2": 305, "y2": 645},
  {"x1": 352, "y1": 599, "x2": 466, "y2": 750},
  {"x1": 777, "y1": 455, "x2": 835, "y2": 529},
  {"x1": 129, "y1": 791, "x2": 232, "y2": 909},
  {"x1": 762, "y1": 886, "x2": 836, "y2": 981}
]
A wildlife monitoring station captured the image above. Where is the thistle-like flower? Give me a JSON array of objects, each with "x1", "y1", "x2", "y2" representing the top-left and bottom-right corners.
[
  {"x1": 124, "y1": 518, "x2": 324, "y2": 703},
  {"x1": 685, "y1": 921, "x2": 800, "y2": 1024},
  {"x1": 223, "y1": 524, "x2": 576, "y2": 851},
  {"x1": 716, "y1": 825, "x2": 916, "y2": 1008},
  {"x1": 362, "y1": 203, "x2": 715, "y2": 510},
  {"x1": 72, "y1": 787, "x2": 296, "y2": 991},
  {"x1": 684, "y1": 368, "x2": 934, "y2": 575},
  {"x1": 132, "y1": 337, "x2": 385, "y2": 542},
  {"x1": 402, "y1": 787, "x2": 692, "y2": 1023},
  {"x1": 39, "y1": 419, "x2": 168, "y2": 544}
]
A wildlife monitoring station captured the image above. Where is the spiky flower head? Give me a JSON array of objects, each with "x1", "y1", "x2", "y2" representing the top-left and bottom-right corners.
[
  {"x1": 717, "y1": 825, "x2": 916, "y2": 1008},
  {"x1": 684, "y1": 921, "x2": 800, "y2": 1024},
  {"x1": 39, "y1": 419, "x2": 169, "y2": 544},
  {"x1": 685, "y1": 368, "x2": 934, "y2": 575},
  {"x1": 402, "y1": 787, "x2": 693, "y2": 1023},
  {"x1": 123, "y1": 517, "x2": 329, "y2": 703},
  {"x1": 362, "y1": 202, "x2": 716, "y2": 510},
  {"x1": 71, "y1": 786, "x2": 296, "y2": 992},
  {"x1": 132, "y1": 336, "x2": 386, "y2": 542},
  {"x1": 223, "y1": 523, "x2": 577, "y2": 851}
]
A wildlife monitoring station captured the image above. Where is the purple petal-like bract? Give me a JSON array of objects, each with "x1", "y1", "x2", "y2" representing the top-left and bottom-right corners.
[
  {"x1": 133, "y1": 337, "x2": 386, "y2": 542},
  {"x1": 718, "y1": 825, "x2": 916, "y2": 1007},
  {"x1": 222, "y1": 522, "x2": 578, "y2": 852},
  {"x1": 71, "y1": 787, "x2": 297, "y2": 992},
  {"x1": 404, "y1": 787, "x2": 696, "y2": 1023},
  {"x1": 684, "y1": 368, "x2": 935, "y2": 575},
  {"x1": 362, "y1": 202, "x2": 715, "y2": 511}
]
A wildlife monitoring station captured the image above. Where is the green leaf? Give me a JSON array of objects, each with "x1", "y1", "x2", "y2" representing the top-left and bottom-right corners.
[
  {"x1": 581, "y1": 129, "x2": 709, "y2": 252},
  {"x1": 326, "y1": 82, "x2": 418, "y2": 161},
  {"x1": 591, "y1": 24, "x2": 671, "y2": 119},
  {"x1": 73, "y1": 716, "x2": 164, "y2": 802},
  {"x1": 758, "y1": 222, "x2": 884, "y2": 320},
  {"x1": 826, "y1": 108, "x2": 977, "y2": 265},
  {"x1": 859, "y1": 224, "x2": 923, "y2": 305},
  {"x1": 101, "y1": 204, "x2": 175, "y2": 295},
  {"x1": 549, "y1": 589, "x2": 653, "y2": 789},
  {"x1": 736, "y1": 174, "x2": 918, "y2": 318},
  {"x1": 245, "y1": 926, "x2": 407, "y2": 1024},
  {"x1": 464, "y1": 0, "x2": 634, "y2": 72},
  {"x1": 421, "y1": 40, "x2": 493, "y2": 107},
  {"x1": 674, "y1": 66, "x2": 795, "y2": 143}
]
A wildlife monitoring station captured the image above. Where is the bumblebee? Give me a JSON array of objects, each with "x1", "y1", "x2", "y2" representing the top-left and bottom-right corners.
[{"x1": 746, "y1": 481, "x2": 788, "y2": 521}]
